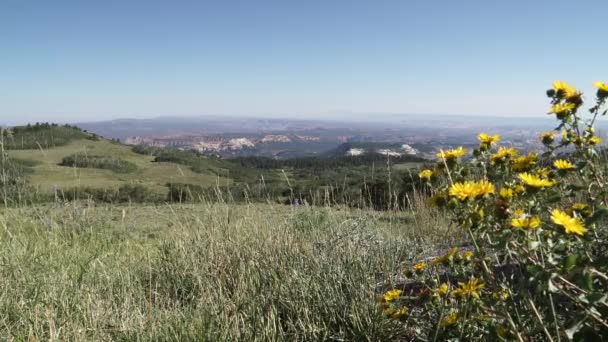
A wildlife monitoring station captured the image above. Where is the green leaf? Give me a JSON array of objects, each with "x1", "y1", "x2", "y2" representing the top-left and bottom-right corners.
[
  {"x1": 562, "y1": 255, "x2": 578, "y2": 270},
  {"x1": 582, "y1": 272, "x2": 594, "y2": 291}
]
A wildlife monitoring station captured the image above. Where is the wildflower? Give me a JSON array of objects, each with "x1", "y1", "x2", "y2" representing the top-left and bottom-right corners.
[
  {"x1": 432, "y1": 247, "x2": 458, "y2": 265},
  {"x1": 511, "y1": 215, "x2": 541, "y2": 230},
  {"x1": 513, "y1": 184, "x2": 525, "y2": 194},
  {"x1": 433, "y1": 283, "x2": 449, "y2": 298},
  {"x1": 449, "y1": 180, "x2": 495, "y2": 200},
  {"x1": 462, "y1": 250, "x2": 473, "y2": 261},
  {"x1": 382, "y1": 289, "x2": 402, "y2": 302},
  {"x1": 550, "y1": 209, "x2": 588, "y2": 236},
  {"x1": 511, "y1": 153, "x2": 537, "y2": 172},
  {"x1": 437, "y1": 146, "x2": 466, "y2": 161},
  {"x1": 452, "y1": 278, "x2": 484, "y2": 300},
  {"x1": 593, "y1": 81, "x2": 608, "y2": 97},
  {"x1": 386, "y1": 306, "x2": 408, "y2": 319},
  {"x1": 412, "y1": 262, "x2": 427, "y2": 272},
  {"x1": 553, "y1": 159, "x2": 574, "y2": 170},
  {"x1": 418, "y1": 169, "x2": 433, "y2": 181},
  {"x1": 491, "y1": 147, "x2": 518, "y2": 164},
  {"x1": 428, "y1": 192, "x2": 447, "y2": 207},
  {"x1": 440, "y1": 312, "x2": 458, "y2": 328},
  {"x1": 569, "y1": 203, "x2": 592, "y2": 217},
  {"x1": 535, "y1": 168, "x2": 552, "y2": 179},
  {"x1": 492, "y1": 289, "x2": 510, "y2": 301},
  {"x1": 588, "y1": 136, "x2": 601, "y2": 145},
  {"x1": 518, "y1": 173, "x2": 554, "y2": 188},
  {"x1": 539, "y1": 131, "x2": 555, "y2": 144},
  {"x1": 499, "y1": 187, "x2": 513, "y2": 200},
  {"x1": 549, "y1": 103, "x2": 576, "y2": 118},
  {"x1": 478, "y1": 133, "x2": 500, "y2": 146},
  {"x1": 497, "y1": 325, "x2": 510, "y2": 338}
]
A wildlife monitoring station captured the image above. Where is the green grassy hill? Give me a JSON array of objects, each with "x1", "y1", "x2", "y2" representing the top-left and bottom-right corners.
[
  {"x1": 4, "y1": 126, "x2": 231, "y2": 195},
  {"x1": 3, "y1": 124, "x2": 426, "y2": 207}
]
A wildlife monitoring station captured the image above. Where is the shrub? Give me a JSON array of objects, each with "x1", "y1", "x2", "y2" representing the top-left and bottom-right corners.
[
  {"x1": 61, "y1": 184, "x2": 159, "y2": 203},
  {"x1": 382, "y1": 81, "x2": 608, "y2": 340},
  {"x1": 60, "y1": 153, "x2": 138, "y2": 173}
]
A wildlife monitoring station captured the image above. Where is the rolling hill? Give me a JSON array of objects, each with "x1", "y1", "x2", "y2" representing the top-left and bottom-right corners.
[{"x1": 4, "y1": 124, "x2": 231, "y2": 195}]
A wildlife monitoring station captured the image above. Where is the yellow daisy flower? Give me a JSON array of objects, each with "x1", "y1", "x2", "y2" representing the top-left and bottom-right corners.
[
  {"x1": 491, "y1": 147, "x2": 518, "y2": 164},
  {"x1": 549, "y1": 103, "x2": 576, "y2": 117},
  {"x1": 499, "y1": 187, "x2": 513, "y2": 200},
  {"x1": 478, "y1": 133, "x2": 500, "y2": 146},
  {"x1": 550, "y1": 209, "x2": 588, "y2": 236},
  {"x1": 382, "y1": 289, "x2": 402, "y2": 302},
  {"x1": 437, "y1": 146, "x2": 466, "y2": 161},
  {"x1": 593, "y1": 81, "x2": 608, "y2": 92},
  {"x1": 518, "y1": 173, "x2": 554, "y2": 188},
  {"x1": 589, "y1": 136, "x2": 601, "y2": 145},
  {"x1": 433, "y1": 283, "x2": 450, "y2": 298},
  {"x1": 440, "y1": 312, "x2": 458, "y2": 327},
  {"x1": 432, "y1": 247, "x2": 458, "y2": 265},
  {"x1": 539, "y1": 131, "x2": 555, "y2": 144},
  {"x1": 388, "y1": 306, "x2": 408, "y2": 319},
  {"x1": 412, "y1": 262, "x2": 427, "y2": 271},
  {"x1": 510, "y1": 216, "x2": 541, "y2": 230},
  {"x1": 449, "y1": 180, "x2": 495, "y2": 200},
  {"x1": 418, "y1": 169, "x2": 433, "y2": 181},
  {"x1": 553, "y1": 159, "x2": 574, "y2": 170},
  {"x1": 511, "y1": 153, "x2": 537, "y2": 172},
  {"x1": 452, "y1": 278, "x2": 484, "y2": 300}
]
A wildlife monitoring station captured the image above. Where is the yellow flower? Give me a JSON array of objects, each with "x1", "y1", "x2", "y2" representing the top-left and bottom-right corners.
[
  {"x1": 569, "y1": 203, "x2": 593, "y2": 217},
  {"x1": 412, "y1": 262, "x2": 427, "y2": 271},
  {"x1": 518, "y1": 173, "x2": 554, "y2": 188},
  {"x1": 387, "y1": 306, "x2": 408, "y2": 319},
  {"x1": 418, "y1": 169, "x2": 433, "y2": 181},
  {"x1": 449, "y1": 180, "x2": 495, "y2": 200},
  {"x1": 499, "y1": 187, "x2": 513, "y2": 200},
  {"x1": 535, "y1": 168, "x2": 552, "y2": 179},
  {"x1": 539, "y1": 131, "x2": 555, "y2": 144},
  {"x1": 437, "y1": 146, "x2": 466, "y2": 161},
  {"x1": 553, "y1": 159, "x2": 574, "y2": 170},
  {"x1": 510, "y1": 216, "x2": 541, "y2": 230},
  {"x1": 462, "y1": 250, "x2": 473, "y2": 261},
  {"x1": 549, "y1": 103, "x2": 576, "y2": 117},
  {"x1": 440, "y1": 312, "x2": 458, "y2": 328},
  {"x1": 552, "y1": 81, "x2": 580, "y2": 100},
  {"x1": 452, "y1": 278, "x2": 485, "y2": 300},
  {"x1": 492, "y1": 289, "x2": 510, "y2": 301},
  {"x1": 432, "y1": 247, "x2": 458, "y2": 265},
  {"x1": 497, "y1": 326, "x2": 509, "y2": 338},
  {"x1": 513, "y1": 184, "x2": 525, "y2": 194},
  {"x1": 491, "y1": 147, "x2": 518, "y2": 164},
  {"x1": 589, "y1": 136, "x2": 601, "y2": 145},
  {"x1": 511, "y1": 153, "x2": 537, "y2": 172},
  {"x1": 433, "y1": 283, "x2": 449, "y2": 298},
  {"x1": 382, "y1": 289, "x2": 402, "y2": 302},
  {"x1": 478, "y1": 133, "x2": 500, "y2": 146},
  {"x1": 593, "y1": 81, "x2": 608, "y2": 92},
  {"x1": 550, "y1": 209, "x2": 588, "y2": 236}
]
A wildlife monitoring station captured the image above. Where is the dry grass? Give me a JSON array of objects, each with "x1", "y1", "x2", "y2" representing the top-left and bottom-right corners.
[{"x1": 0, "y1": 200, "x2": 449, "y2": 341}]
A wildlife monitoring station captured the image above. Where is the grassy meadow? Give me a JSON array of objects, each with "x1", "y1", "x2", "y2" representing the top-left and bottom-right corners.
[
  {"x1": 0, "y1": 201, "x2": 452, "y2": 341},
  {"x1": 7, "y1": 138, "x2": 230, "y2": 195}
]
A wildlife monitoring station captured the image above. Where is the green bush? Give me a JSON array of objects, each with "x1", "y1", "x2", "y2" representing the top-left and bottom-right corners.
[{"x1": 59, "y1": 153, "x2": 138, "y2": 173}]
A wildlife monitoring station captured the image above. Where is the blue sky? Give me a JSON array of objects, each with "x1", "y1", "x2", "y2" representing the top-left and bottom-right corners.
[{"x1": 1, "y1": 0, "x2": 607, "y2": 124}]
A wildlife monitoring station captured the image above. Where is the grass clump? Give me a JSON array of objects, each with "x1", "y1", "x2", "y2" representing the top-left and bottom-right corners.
[{"x1": 0, "y1": 203, "x2": 442, "y2": 340}]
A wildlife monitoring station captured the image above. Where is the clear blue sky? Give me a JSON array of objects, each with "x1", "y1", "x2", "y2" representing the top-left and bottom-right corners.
[{"x1": 1, "y1": 0, "x2": 607, "y2": 124}]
